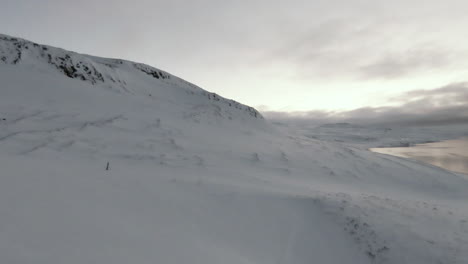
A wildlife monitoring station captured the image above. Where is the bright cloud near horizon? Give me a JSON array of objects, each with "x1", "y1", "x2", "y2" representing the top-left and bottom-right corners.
[{"x1": 2, "y1": 0, "x2": 468, "y2": 112}]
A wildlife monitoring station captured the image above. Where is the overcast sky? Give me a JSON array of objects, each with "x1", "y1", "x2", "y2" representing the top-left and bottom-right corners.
[
  {"x1": 2, "y1": 0, "x2": 468, "y2": 114},
  {"x1": 264, "y1": 82, "x2": 468, "y2": 125}
]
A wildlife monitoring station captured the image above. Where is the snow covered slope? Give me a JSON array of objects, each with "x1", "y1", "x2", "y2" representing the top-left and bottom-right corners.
[
  {"x1": 284, "y1": 122, "x2": 468, "y2": 148},
  {"x1": 0, "y1": 34, "x2": 262, "y2": 121},
  {"x1": 1, "y1": 34, "x2": 468, "y2": 264}
]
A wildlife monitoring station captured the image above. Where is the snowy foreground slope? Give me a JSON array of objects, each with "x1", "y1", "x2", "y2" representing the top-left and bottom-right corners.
[{"x1": 1, "y1": 34, "x2": 468, "y2": 264}]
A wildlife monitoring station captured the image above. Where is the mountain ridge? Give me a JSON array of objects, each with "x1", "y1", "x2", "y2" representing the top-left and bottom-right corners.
[{"x1": 0, "y1": 33, "x2": 262, "y2": 120}]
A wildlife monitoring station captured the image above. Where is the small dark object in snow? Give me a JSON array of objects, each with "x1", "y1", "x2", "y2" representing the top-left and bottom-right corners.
[{"x1": 106, "y1": 162, "x2": 110, "y2": 171}]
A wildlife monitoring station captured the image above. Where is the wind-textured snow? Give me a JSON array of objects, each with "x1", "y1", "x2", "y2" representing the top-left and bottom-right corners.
[{"x1": 1, "y1": 34, "x2": 467, "y2": 264}]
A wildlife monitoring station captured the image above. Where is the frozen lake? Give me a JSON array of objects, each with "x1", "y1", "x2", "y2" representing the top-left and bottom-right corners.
[{"x1": 371, "y1": 137, "x2": 468, "y2": 175}]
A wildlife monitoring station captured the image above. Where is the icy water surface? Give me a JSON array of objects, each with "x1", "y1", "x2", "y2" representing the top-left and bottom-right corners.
[{"x1": 371, "y1": 137, "x2": 468, "y2": 175}]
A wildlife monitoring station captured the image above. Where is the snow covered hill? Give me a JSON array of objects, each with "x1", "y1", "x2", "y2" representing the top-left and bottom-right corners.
[
  {"x1": 1, "y1": 34, "x2": 468, "y2": 264},
  {"x1": 0, "y1": 34, "x2": 262, "y2": 121}
]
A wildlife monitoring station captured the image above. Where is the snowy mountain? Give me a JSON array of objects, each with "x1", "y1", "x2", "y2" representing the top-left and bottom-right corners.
[
  {"x1": 0, "y1": 34, "x2": 262, "y2": 121},
  {"x1": 1, "y1": 34, "x2": 468, "y2": 264}
]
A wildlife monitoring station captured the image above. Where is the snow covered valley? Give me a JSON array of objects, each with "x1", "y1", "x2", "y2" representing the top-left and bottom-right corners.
[{"x1": 1, "y1": 34, "x2": 468, "y2": 264}]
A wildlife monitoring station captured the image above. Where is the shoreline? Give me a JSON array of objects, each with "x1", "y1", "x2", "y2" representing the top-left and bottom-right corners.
[{"x1": 369, "y1": 137, "x2": 468, "y2": 176}]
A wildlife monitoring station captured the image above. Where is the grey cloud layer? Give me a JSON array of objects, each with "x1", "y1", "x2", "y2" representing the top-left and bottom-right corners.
[
  {"x1": 264, "y1": 83, "x2": 468, "y2": 125},
  {"x1": 262, "y1": 21, "x2": 464, "y2": 80},
  {"x1": 359, "y1": 47, "x2": 453, "y2": 79}
]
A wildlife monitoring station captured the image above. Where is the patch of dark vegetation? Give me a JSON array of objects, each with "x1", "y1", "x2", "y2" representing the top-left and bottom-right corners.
[
  {"x1": 133, "y1": 63, "x2": 171, "y2": 80},
  {"x1": 344, "y1": 216, "x2": 389, "y2": 262},
  {"x1": 48, "y1": 55, "x2": 104, "y2": 84},
  {"x1": 200, "y1": 90, "x2": 263, "y2": 119},
  {"x1": 0, "y1": 35, "x2": 106, "y2": 85},
  {"x1": 12, "y1": 50, "x2": 21, "y2": 64}
]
